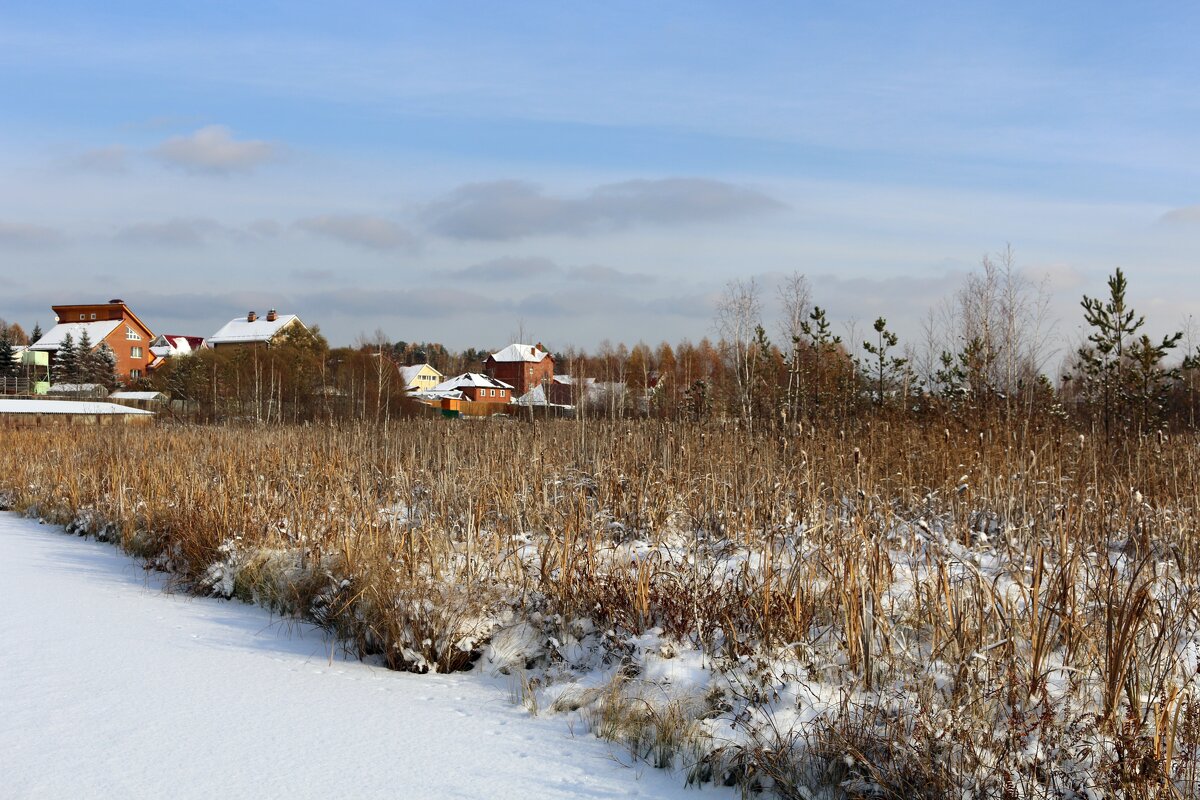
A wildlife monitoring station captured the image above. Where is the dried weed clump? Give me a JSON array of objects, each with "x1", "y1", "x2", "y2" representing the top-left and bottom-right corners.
[{"x1": 4, "y1": 419, "x2": 1200, "y2": 797}]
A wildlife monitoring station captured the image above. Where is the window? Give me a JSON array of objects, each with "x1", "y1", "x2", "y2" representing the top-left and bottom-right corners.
[
  {"x1": 126, "y1": 327, "x2": 141, "y2": 341},
  {"x1": 90, "y1": 313, "x2": 96, "y2": 320},
  {"x1": 79, "y1": 314, "x2": 85, "y2": 320},
  {"x1": 131, "y1": 346, "x2": 143, "y2": 359},
  {"x1": 130, "y1": 369, "x2": 141, "y2": 380}
]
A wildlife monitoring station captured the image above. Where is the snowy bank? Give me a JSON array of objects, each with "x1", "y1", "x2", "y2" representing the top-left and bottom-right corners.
[{"x1": 0, "y1": 513, "x2": 729, "y2": 800}]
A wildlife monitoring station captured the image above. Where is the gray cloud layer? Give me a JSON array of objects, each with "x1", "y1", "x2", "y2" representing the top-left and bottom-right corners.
[
  {"x1": 0, "y1": 221, "x2": 65, "y2": 247},
  {"x1": 295, "y1": 214, "x2": 417, "y2": 251},
  {"x1": 423, "y1": 178, "x2": 783, "y2": 240},
  {"x1": 154, "y1": 125, "x2": 279, "y2": 174},
  {"x1": 1161, "y1": 206, "x2": 1200, "y2": 226},
  {"x1": 451, "y1": 257, "x2": 560, "y2": 281},
  {"x1": 450, "y1": 256, "x2": 656, "y2": 285}
]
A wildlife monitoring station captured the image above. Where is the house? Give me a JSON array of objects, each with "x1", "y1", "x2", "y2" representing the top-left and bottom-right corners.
[
  {"x1": 148, "y1": 334, "x2": 206, "y2": 371},
  {"x1": 30, "y1": 300, "x2": 156, "y2": 383},
  {"x1": 398, "y1": 363, "x2": 444, "y2": 393},
  {"x1": 484, "y1": 343, "x2": 555, "y2": 398},
  {"x1": 208, "y1": 309, "x2": 306, "y2": 349},
  {"x1": 431, "y1": 373, "x2": 514, "y2": 403}
]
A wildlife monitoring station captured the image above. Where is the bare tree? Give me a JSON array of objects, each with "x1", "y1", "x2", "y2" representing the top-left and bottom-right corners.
[
  {"x1": 946, "y1": 245, "x2": 1058, "y2": 413},
  {"x1": 777, "y1": 272, "x2": 812, "y2": 427},
  {"x1": 715, "y1": 278, "x2": 763, "y2": 426}
]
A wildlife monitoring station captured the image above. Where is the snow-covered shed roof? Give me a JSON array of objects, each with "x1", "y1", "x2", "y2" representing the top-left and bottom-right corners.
[
  {"x1": 109, "y1": 391, "x2": 166, "y2": 401},
  {"x1": 0, "y1": 399, "x2": 151, "y2": 416},
  {"x1": 208, "y1": 315, "x2": 301, "y2": 345},
  {"x1": 432, "y1": 373, "x2": 514, "y2": 392},
  {"x1": 30, "y1": 320, "x2": 121, "y2": 351},
  {"x1": 488, "y1": 343, "x2": 551, "y2": 363},
  {"x1": 47, "y1": 383, "x2": 109, "y2": 396}
]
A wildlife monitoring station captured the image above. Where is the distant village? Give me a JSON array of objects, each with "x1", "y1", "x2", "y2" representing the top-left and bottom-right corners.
[{"x1": 0, "y1": 299, "x2": 654, "y2": 424}]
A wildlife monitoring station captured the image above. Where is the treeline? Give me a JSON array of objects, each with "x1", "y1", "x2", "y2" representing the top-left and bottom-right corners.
[{"x1": 100, "y1": 253, "x2": 1200, "y2": 433}]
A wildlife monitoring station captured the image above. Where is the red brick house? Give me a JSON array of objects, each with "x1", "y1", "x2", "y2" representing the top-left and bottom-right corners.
[
  {"x1": 484, "y1": 343, "x2": 555, "y2": 398},
  {"x1": 30, "y1": 300, "x2": 156, "y2": 383},
  {"x1": 431, "y1": 373, "x2": 514, "y2": 403}
]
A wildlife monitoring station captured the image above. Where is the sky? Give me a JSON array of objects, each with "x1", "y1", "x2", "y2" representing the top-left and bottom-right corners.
[{"x1": 2, "y1": 0, "x2": 1199, "y2": 356}]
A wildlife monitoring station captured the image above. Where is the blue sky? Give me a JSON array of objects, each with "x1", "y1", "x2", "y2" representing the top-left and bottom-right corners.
[{"x1": 2, "y1": 1, "x2": 1199, "y2": 354}]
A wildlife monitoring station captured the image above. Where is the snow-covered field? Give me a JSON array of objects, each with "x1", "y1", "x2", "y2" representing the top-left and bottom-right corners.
[{"x1": 0, "y1": 512, "x2": 730, "y2": 800}]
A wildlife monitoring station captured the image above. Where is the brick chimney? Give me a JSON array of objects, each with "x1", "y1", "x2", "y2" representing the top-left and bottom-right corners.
[
  {"x1": 247, "y1": 310, "x2": 258, "y2": 323},
  {"x1": 266, "y1": 309, "x2": 278, "y2": 322}
]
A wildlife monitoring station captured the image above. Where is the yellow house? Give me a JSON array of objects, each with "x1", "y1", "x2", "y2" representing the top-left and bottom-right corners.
[{"x1": 398, "y1": 363, "x2": 444, "y2": 393}]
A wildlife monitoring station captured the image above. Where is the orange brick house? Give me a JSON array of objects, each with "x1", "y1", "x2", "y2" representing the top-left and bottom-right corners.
[
  {"x1": 484, "y1": 343, "x2": 555, "y2": 397},
  {"x1": 30, "y1": 300, "x2": 156, "y2": 383}
]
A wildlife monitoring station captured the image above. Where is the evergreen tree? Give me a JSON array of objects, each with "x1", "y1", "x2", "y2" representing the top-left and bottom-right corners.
[
  {"x1": 30, "y1": 322, "x2": 42, "y2": 344},
  {"x1": 859, "y1": 317, "x2": 907, "y2": 406},
  {"x1": 76, "y1": 329, "x2": 96, "y2": 385},
  {"x1": 0, "y1": 329, "x2": 16, "y2": 386},
  {"x1": 54, "y1": 333, "x2": 78, "y2": 385},
  {"x1": 93, "y1": 343, "x2": 119, "y2": 388},
  {"x1": 800, "y1": 305, "x2": 841, "y2": 412},
  {"x1": 1076, "y1": 268, "x2": 1181, "y2": 434},
  {"x1": 1126, "y1": 332, "x2": 1182, "y2": 431}
]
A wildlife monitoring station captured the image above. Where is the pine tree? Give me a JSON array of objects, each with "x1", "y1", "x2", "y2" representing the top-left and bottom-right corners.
[
  {"x1": 859, "y1": 317, "x2": 907, "y2": 406},
  {"x1": 0, "y1": 329, "x2": 16, "y2": 388},
  {"x1": 93, "y1": 344, "x2": 119, "y2": 389},
  {"x1": 800, "y1": 305, "x2": 841, "y2": 412},
  {"x1": 76, "y1": 329, "x2": 96, "y2": 385},
  {"x1": 54, "y1": 333, "x2": 78, "y2": 385},
  {"x1": 1076, "y1": 268, "x2": 1181, "y2": 434}
]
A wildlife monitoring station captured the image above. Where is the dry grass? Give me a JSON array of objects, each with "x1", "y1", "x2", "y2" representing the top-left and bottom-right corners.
[{"x1": 3, "y1": 418, "x2": 1200, "y2": 797}]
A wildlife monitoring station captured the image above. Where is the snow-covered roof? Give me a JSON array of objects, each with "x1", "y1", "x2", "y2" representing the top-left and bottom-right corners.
[
  {"x1": 0, "y1": 399, "x2": 151, "y2": 416},
  {"x1": 420, "y1": 389, "x2": 465, "y2": 402},
  {"x1": 150, "y1": 335, "x2": 204, "y2": 357},
  {"x1": 47, "y1": 383, "x2": 109, "y2": 395},
  {"x1": 512, "y1": 385, "x2": 572, "y2": 407},
  {"x1": 30, "y1": 320, "x2": 121, "y2": 351},
  {"x1": 432, "y1": 373, "x2": 514, "y2": 392},
  {"x1": 398, "y1": 364, "x2": 441, "y2": 386},
  {"x1": 488, "y1": 343, "x2": 551, "y2": 363},
  {"x1": 208, "y1": 315, "x2": 301, "y2": 345},
  {"x1": 109, "y1": 391, "x2": 166, "y2": 401}
]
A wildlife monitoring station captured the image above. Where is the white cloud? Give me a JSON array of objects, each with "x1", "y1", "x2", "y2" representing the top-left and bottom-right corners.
[{"x1": 154, "y1": 125, "x2": 279, "y2": 174}]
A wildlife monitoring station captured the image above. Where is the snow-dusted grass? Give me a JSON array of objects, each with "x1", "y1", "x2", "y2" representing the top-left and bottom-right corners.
[
  {"x1": 0, "y1": 512, "x2": 727, "y2": 800},
  {"x1": 4, "y1": 420, "x2": 1200, "y2": 797}
]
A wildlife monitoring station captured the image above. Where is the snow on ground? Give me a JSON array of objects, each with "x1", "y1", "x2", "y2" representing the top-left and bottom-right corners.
[{"x1": 0, "y1": 513, "x2": 730, "y2": 800}]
